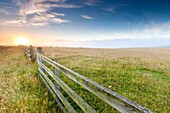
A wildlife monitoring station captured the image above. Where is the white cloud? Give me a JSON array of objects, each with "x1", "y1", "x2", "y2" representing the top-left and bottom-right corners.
[
  {"x1": 143, "y1": 27, "x2": 162, "y2": 34},
  {"x1": 52, "y1": 18, "x2": 69, "y2": 23},
  {"x1": 142, "y1": 21, "x2": 170, "y2": 35},
  {"x1": 2, "y1": 0, "x2": 79, "y2": 26},
  {"x1": 30, "y1": 22, "x2": 48, "y2": 26},
  {"x1": 82, "y1": 15, "x2": 95, "y2": 20},
  {"x1": 90, "y1": 20, "x2": 170, "y2": 40},
  {"x1": 51, "y1": 12, "x2": 65, "y2": 16},
  {"x1": 84, "y1": 0, "x2": 99, "y2": 6},
  {"x1": 30, "y1": 13, "x2": 69, "y2": 24},
  {"x1": 3, "y1": 19, "x2": 26, "y2": 24},
  {"x1": 13, "y1": 0, "x2": 80, "y2": 16},
  {"x1": 91, "y1": 32, "x2": 130, "y2": 40},
  {"x1": 2, "y1": 12, "x2": 68, "y2": 26},
  {"x1": 113, "y1": 33, "x2": 130, "y2": 39},
  {"x1": 13, "y1": 0, "x2": 43, "y2": 15},
  {"x1": 41, "y1": 3, "x2": 81, "y2": 9},
  {"x1": 31, "y1": 14, "x2": 48, "y2": 22}
]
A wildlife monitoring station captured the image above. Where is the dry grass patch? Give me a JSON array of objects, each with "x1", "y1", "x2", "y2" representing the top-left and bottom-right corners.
[{"x1": 0, "y1": 46, "x2": 60, "y2": 113}]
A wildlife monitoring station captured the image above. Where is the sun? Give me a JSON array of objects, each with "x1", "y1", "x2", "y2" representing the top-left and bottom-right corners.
[{"x1": 15, "y1": 37, "x2": 30, "y2": 45}]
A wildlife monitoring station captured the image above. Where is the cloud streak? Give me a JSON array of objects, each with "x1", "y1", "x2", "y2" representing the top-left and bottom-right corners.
[
  {"x1": 102, "y1": 5, "x2": 117, "y2": 13},
  {"x1": 82, "y1": 15, "x2": 95, "y2": 19},
  {"x1": 90, "y1": 20, "x2": 170, "y2": 41},
  {"x1": 13, "y1": 0, "x2": 80, "y2": 16},
  {"x1": 1, "y1": 0, "x2": 80, "y2": 26},
  {"x1": 30, "y1": 12, "x2": 69, "y2": 25},
  {"x1": 84, "y1": 0, "x2": 99, "y2": 6},
  {"x1": 30, "y1": 22, "x2": 48, "y2": 26},
  {"x1": 102, "y1": 3, "x2": 129, "y2": 13}
]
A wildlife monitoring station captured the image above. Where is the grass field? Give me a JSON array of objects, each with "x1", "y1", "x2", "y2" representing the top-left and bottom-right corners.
[
  {"x1": 0, "y1": 46, "x2": 170, "y2": 113},
  {"x1": 43, "y1": 47, "x2": 170, "y2": 113},
  {"x1": 0, "y1": 46, "x2": 60, "y2": 113}
]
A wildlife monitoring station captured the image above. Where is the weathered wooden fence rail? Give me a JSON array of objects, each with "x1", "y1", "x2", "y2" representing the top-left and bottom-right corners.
[
  {"x1": 20, "y1": 45, "x2": 36, "y2": 61},
  {"x1": 20, "y1": 45, "x2": 153, "y2": 113}
]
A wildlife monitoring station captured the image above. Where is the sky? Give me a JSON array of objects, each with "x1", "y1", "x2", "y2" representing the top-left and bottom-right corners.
[{"x1": 0, "y1": 0, "x2": 170, "y2": 48}]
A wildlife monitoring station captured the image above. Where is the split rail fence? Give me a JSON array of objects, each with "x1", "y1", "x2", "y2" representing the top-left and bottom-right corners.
[{"x1": 20, "y1": 45, "x2": 153, "y2": 113}]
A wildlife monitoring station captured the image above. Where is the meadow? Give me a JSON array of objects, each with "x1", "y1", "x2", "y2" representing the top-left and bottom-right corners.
[
  {"x1": 0, "y1": 46, "x2": 170, "y2": 113},
  {"x1": 43, "y1": 47, "x2": 170, "y2": 113},
  {"x1": 0, "y1": 46, "x2": 59, "y2": 113}
]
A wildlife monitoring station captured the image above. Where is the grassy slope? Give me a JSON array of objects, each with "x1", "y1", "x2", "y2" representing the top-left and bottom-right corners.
[
  {"x1": 0, "y1": 46, "x2": 59, "y2": 113},
  {"x1": 43, "y1": 47, "x2": 170, "y2": 113}
]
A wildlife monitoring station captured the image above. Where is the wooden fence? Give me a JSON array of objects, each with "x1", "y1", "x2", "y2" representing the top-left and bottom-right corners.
[{"x1": 20, "y1": 45, "x2": 153, "y2": 113}]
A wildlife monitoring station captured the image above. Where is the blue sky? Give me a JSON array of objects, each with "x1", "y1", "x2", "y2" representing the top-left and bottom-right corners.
[{"x1": 0, "y1": 0, "x2": 170, "y2": 47}]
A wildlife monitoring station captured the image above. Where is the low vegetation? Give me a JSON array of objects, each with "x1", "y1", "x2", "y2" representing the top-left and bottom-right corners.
[
  {"x1": 0, "y1": 46, "x2": 59, "y2": 113},
  {"x1": 0, "y1": 46, "x2": 169, "y2": 113},
  {"x1": 43, "y1": 47, "x2": 170, "y2": 113}
]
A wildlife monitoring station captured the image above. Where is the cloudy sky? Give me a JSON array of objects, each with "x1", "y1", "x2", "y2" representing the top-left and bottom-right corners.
[{"x1": 0, "y1": 0, "x2": 170, "y2": 48}]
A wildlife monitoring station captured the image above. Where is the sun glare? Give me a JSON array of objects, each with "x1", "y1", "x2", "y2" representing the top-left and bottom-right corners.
[{"x1": 15, "y1": 37, "x2": 30, "y2": 45}]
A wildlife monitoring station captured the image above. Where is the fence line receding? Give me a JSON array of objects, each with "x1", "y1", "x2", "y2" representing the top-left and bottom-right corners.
[{"x1": 20, "y1": 45, "x2": 153, "y2": 113}]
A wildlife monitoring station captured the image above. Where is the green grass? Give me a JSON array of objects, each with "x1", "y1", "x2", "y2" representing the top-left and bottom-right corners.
[
  {"x1": 43, "y1": 47, "x2": 170, "y2": 113},
  {"x1": 0, "y1": 47, "x2": 60, "y2": 113},
  {"x1": 56, "y1": 56, "x2": 169, "y2": 113},
  {"x1": 0, "y1": 46, "x2": 170, "y2": 113}
]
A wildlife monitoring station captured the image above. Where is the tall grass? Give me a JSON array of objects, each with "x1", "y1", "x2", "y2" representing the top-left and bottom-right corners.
[{"x1": 0, "y1": 46, "x2": 60, "y2": 113}]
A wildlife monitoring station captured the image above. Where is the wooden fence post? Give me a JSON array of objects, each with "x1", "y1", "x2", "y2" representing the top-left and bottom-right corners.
[
  {"x1": 37, "y1": 47, "x2": 45, "y2": 72},
  {"x1": 24, "y1": 46, "x2": 28, "y2": 57},
  {"x1": 29, "y1": 45, "x2": 36, "y2": 61},
  {"x1": 53, "y1": 59, "x2": 67, "y2": 113},
  {"x1": 53, "y1": 59, "x2": 60, "y2": 90}
]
